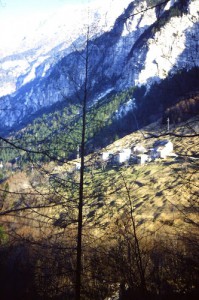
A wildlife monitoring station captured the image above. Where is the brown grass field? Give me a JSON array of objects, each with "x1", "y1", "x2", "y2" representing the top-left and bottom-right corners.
[
  {"x1": 1, "y1": 117, "x2": 198, "y2": 243},
  {"x1": 0, "y1": 116, "x2": 198, "y2": 299}
]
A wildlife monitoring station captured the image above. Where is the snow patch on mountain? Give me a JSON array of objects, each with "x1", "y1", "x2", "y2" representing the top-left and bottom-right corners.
[
  {"x1": 137, "y1": 0, "x2": 199, "y2": 86},
  {"x1": 115, "y1": 98, "x2": 136, "y2": 120},
  {"x1": 0, "y1": 0, "x2": 199, "y2": 131},
  {"x1": 0, "y1": 0, "x2": 131, "y2": 97}
]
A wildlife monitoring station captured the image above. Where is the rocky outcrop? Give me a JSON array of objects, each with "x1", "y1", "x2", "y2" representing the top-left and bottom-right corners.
[{"x1": 0, "y1": 0, "x2": 198, "y2": 132}]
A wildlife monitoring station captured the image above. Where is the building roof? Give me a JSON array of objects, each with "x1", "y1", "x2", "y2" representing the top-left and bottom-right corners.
[{"x1": 153, "y1": 140, "x2": 171, "y2": 148}]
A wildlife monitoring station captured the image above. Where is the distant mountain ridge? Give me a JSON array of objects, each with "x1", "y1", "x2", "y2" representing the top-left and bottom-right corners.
[
  {"x1": 0, "y1": 0, "x2": 131, "y2": 97},
  {"x1": 0, "y1": 0, "x2": 198, "y2": 133}
]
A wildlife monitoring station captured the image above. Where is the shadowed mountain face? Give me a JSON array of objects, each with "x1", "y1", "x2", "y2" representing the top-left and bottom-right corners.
[{"x1": 0, "y1": 0, "x2": 198, "y2": 133}]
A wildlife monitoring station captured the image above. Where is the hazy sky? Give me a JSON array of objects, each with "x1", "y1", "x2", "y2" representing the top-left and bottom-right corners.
[
  {"x1": 0, "y1": 0, "x2": 94, "y2": 19},
  {"x1": 0, "y1": 0, "x2": 97, "y2": 49}
]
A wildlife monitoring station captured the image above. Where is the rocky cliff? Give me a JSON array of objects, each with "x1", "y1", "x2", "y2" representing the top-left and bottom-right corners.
[{"x1": 0, "y1": 0, "x2": 198, "y2": 132}]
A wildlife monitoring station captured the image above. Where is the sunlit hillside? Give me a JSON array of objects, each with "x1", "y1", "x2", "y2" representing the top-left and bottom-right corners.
[
  {"x1": 2, "y1": 115, "x2": 198, "y2": 228},
  {"x1": 0, "y1": 113, "x2": 198, "y2": 299}
]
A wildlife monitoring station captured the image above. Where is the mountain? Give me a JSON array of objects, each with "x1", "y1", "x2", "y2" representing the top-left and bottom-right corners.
[
  {"x1": 0, "y1": 2, "x2": 199, "y2": 298},
  {"x1": 0, "y1": 0, "x2": 198, "y2": 133}
]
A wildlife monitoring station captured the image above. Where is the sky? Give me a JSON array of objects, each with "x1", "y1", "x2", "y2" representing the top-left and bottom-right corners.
[
  {"x1": 0, "y1": 0, "x2": 95, "y2": 53},
  {"x1": 0, "y1": 0, "x2": 94, "y2": 20}
]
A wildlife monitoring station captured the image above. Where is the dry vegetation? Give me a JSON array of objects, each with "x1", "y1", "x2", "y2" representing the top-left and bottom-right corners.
[{"x1": 0, "y1": 116, "x2": 198, "y2": 299}]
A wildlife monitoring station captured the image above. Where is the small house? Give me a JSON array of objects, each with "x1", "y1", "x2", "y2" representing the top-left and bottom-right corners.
[
  {"x1": 75, "y1": 162, "x2": 81, "y2": 170},
  {"x1": 153, "y1": 140, "x2": 173, "y2": 159},
  {"x1": 116, "y1": 148, "x2": 131, "y2": 164},
  {"x1": 101, "y1": 152, "x2": 111, "y2": 169},
  {"x1": 102, "y1": 152, "x2": 110, "y2": 161},
  {"x1": 133, "y1": 144, "x2": 147, "y2": 155},
  {"x1": 137, "y1": 154, "x2": 149, "y2": 165}
]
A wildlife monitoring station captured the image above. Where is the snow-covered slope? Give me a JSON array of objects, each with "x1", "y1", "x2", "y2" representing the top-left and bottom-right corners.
[
  {"x1": 0, "y1": 0, "x2": 131, "y2": 97},
  {"x1": 0, "y1": 0, "x2": 198, "y2": 131}
]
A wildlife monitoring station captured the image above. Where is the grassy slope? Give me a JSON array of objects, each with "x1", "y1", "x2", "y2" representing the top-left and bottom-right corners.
[{"x1": 1, "y1": 116, "x2": 198, "y2": 242}]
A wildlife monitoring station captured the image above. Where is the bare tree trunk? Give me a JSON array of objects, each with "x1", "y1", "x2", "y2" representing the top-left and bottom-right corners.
[{"x1": 75, "y1": 28, "x2": 89, "y2": 300}]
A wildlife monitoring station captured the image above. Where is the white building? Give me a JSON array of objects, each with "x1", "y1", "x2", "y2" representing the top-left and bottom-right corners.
[
  {"x1": 102, "y1": 152, "x2": 110, "y2": 161},
  {"x1": 117, "y1": 148, "x2": 131, "y2": 164},
  {"x1": 153, "y1": 140, "x2": 173, "y2": 159},
  {"x1": 137, "y1": 154, "x2": 149, "y2": 165},
  {"x1": 133, "y1": 144, "x2": 147, "y2": 155},
  {"x1": 75, "y1": 162, "x2": 81, "y2": 170}
]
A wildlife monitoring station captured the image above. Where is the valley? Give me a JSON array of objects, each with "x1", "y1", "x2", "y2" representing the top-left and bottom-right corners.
[{"x1": 0, "y1": 0, "x2": 199, "y2": 299}]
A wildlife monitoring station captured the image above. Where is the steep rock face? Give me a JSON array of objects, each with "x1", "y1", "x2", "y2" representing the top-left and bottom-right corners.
[
  {"x1": 0, "y1": 0, "x2": 131, "y2": 98},
  {"x1": 0, "y1": 0, "x2": 198, "y2": 132},
  {"x1": 116, "y1": 0, "x2": 199, "y2": 88}
]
